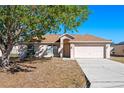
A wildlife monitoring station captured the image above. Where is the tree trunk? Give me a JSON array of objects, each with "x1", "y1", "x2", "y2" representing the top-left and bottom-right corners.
[
  {"x1": 0, "y1": 53, "x2": 10, "y2": 69},
  {"x1": 0, "y1": 46, "x2": 13, "y2": 69}
]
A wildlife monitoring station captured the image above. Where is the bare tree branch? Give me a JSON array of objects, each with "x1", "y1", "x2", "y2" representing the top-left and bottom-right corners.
[
  {"x1": 15, "y1": 28, "x2": 22, "y2": 37},
  {"x1": 0, "y1": 44, "x2": 5, "y2": 54}
]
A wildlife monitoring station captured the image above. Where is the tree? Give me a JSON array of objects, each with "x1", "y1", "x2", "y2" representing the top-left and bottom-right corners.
[{"x1": 0, "y1": 5, "x2": 89, "y2": 70}]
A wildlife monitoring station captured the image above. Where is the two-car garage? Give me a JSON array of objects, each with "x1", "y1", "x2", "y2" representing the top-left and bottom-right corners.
[{"x1": 74, "y1": 45, "x2": 104, "y2": 58}]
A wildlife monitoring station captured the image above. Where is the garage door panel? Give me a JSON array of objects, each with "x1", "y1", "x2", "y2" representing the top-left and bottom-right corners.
[{"x1": 75, "y1": 46, "x2": 104, "y2": 58}]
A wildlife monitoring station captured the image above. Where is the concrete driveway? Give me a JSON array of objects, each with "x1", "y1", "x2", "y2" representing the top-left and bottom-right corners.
[{"x1": 76, "y1": 59, "x2": 124, "y2": 88}]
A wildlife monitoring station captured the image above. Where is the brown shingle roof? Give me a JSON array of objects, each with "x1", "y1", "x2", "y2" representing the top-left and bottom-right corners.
[
  {"x1": 71, "y1": 34, "x2": 110, "y2": 41},
  {"x1": 42, "y1": 34, "x2": 60, "y2": 43},
  {"x1": 40, "y1": 34, "x2": 111, "y2": 43}
]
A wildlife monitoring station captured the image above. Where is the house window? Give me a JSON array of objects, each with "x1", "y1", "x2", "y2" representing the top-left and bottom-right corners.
[
  {"x1": 46, "y1": 45, "x2": 53, "y2": 54},
  {"x1": 27, "y1": 44, "x2": 35, "y2": 57}
]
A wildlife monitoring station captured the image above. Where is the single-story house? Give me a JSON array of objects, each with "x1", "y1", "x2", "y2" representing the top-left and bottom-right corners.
[
  {"x1": 0, "y1": 34, "x2": 112, "y2": 59},
  {"x1": 111, "y1": 44, "x2": 124, "y2": 56}
]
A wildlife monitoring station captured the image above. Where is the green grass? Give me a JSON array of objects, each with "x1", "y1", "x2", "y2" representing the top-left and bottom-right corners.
[{"x1": 111, "y1": 56, "x2": 124, "y2": 64}]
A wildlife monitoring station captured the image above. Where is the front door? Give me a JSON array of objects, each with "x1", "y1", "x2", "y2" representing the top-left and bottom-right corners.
[{"x1": 63, "y1": 39, "x2": 70, "y2": 57}]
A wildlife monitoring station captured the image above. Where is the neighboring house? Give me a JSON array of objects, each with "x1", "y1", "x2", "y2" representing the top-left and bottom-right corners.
[
  {"x1": 0, "y1": 34, "x2": 112, "y2": 59},
  {"x1": 111, "y1": 44, "x2": 124, "y2": 56}
]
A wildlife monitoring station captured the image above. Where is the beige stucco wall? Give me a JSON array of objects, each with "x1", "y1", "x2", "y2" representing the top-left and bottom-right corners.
[
  {"x1": 0, "y1": 45, "x2": 25, "y2": 57},
  {"x1": 70, "y1": 44, "x2": 75, "y2": 59},
  {"x1": 11, "y1": 45, "x2": 20, "y2": 55},
  {"x1": 0, "y1": 43, "x2": 111, "y2": 59},
  {"x1": 106, "y1": 44, "x2": 111, "y2": 58}
]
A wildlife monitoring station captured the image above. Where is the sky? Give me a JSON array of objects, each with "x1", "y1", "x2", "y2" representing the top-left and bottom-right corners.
[{"x1": 64, "y1": 5, "x2": 124, "y2": 43}]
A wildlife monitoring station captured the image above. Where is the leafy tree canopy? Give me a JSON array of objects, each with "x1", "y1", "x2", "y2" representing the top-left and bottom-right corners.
[
  {"x1": 0, "y1": 5, "x2": 89, "y2": 44},
  {"x1": 0, "y1": 5, "x2": 89, "y2": 69}
]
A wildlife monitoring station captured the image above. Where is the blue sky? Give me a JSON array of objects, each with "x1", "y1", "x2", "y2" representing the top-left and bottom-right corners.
[{"x1": 64, "y1": 5, "x2": 124, "y2": 43}]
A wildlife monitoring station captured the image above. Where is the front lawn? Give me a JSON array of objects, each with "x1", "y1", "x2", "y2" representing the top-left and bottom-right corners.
[
  {"x1": 111, "y1": 56, "x2": 124, "y2": 64},
  {"x1": 0, "y1": 58, "x2": 86, "y2": 88}
]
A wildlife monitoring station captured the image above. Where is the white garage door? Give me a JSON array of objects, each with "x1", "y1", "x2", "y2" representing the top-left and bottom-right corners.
[{"x1": 75, "y1": 46, "x2": 104, "y2": 58}]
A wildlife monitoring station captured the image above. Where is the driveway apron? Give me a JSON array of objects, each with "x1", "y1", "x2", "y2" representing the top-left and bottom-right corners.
[{"x1": 76, "y1": 59, "x2": 124, "y2": 88}]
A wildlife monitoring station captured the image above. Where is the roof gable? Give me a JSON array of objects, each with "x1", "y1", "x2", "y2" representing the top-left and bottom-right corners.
[{"x1": 59, "y1": 34, "x2": 74, "y2": 39}]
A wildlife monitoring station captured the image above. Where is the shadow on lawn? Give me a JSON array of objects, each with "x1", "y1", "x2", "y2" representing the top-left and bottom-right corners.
[
  {"x1": 1, "y1": 57, "x2": 51, "y2": 74},
  {"x1": 6, "y1": 61, "x2": 37, "y2": 74},
  {"x1": 10, "y1": 57, "x2": 51, "y2": 64}
]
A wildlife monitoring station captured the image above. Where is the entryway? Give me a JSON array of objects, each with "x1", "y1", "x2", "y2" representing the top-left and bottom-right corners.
[{"x1": 63, "y1": 39, "x2": 70, "y2": 58}]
